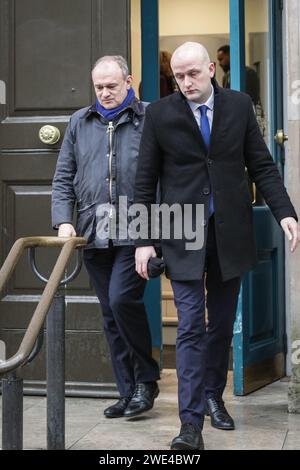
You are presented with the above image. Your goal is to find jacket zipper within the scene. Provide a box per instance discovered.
[107,121,114,235]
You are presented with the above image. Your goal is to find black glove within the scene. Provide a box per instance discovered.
[147,257,165,278]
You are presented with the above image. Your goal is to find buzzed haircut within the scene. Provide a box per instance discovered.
[217,45,230,55]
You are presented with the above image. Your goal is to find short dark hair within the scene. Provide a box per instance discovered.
[217,45,230,55]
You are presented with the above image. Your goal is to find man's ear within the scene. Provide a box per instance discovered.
[209,62,215,78]
[126,75,133,89]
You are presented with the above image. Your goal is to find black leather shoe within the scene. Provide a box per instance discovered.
[123,382,159,417]
[104,397,130,418]
[206,397,235,430]
[170,424,204,450]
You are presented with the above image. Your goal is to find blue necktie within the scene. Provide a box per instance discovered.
[199,105,214,216]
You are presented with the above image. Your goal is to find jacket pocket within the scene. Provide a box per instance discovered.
[77,201,97,213]
[76,204,96,242]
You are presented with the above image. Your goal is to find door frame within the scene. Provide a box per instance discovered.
[138,0,286,382]
[140,0,163,367]
[231,0,286,395]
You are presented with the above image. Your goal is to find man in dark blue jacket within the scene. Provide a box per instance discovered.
[52,56,160,419]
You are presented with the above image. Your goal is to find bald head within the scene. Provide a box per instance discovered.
[171,42,211,69]
[170,42,215,104]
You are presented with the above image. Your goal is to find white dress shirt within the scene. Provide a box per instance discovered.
[187,84,214,132]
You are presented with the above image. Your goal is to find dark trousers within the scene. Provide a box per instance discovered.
[84,244,160,399]
[171,218,241,430]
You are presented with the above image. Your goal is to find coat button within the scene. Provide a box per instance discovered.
[203,187,210,195]
[202,219,207,227]
[106,178,109,182]
[207,159,213,166]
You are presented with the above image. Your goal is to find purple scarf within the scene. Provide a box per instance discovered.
[96,88,135,121]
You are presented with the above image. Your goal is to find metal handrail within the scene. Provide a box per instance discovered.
[0,236,86,376]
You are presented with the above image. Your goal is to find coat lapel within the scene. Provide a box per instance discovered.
[174,85,227,156]
[210,86,226,153]
[175,93,209,154]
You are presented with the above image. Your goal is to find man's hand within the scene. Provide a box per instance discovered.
[280,217,300,252]
[58,223,76,237]
[135,246,157,280]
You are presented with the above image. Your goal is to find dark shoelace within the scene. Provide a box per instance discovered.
[131,384,145,400]
[208,397,226,413]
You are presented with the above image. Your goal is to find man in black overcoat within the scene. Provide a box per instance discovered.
[134,42,299,450]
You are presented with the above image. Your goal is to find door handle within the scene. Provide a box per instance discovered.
[274,129,288,146]
[39,125,60,145]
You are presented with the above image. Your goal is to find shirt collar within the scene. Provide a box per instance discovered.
[188,84,214,113]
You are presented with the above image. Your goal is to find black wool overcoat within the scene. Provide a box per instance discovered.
[134,84,297,281]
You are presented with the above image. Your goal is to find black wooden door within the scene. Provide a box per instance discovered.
[0,0,130,396]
